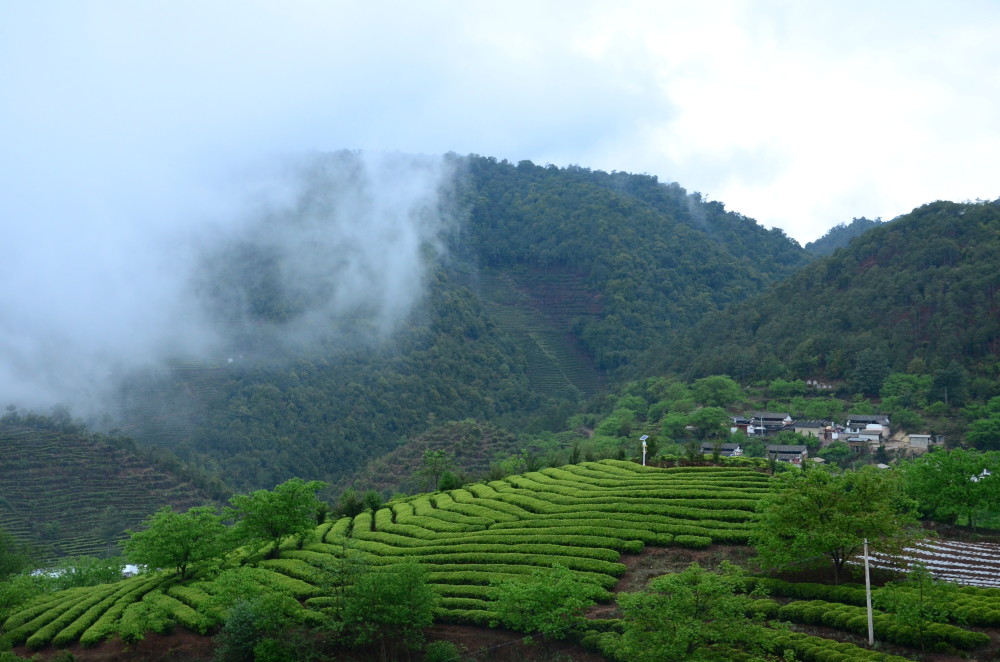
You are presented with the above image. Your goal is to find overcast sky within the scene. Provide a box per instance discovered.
[2,1,998,411]
[4,1,998,245]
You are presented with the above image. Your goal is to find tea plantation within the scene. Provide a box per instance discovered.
[3,460,999,661]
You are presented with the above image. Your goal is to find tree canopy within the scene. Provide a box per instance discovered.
[341,561,438,661]
[615,562,768,661]
[226,478,326,557]
[123,505,228,580]
[751,466,920,582]
[490,564,597,650]
[900,448,1000,529]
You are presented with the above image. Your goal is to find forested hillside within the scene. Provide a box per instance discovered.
[459,156,810,371]
[661,199,1000,397]
[105,153,809,492]
[803,216,885,256]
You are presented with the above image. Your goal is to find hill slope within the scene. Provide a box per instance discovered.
[0,414,223,561]
[106,152,809,491]
[804,216,886,256]
[663,199,1000,391]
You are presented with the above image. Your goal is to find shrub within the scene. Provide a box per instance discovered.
[424,640,463,662]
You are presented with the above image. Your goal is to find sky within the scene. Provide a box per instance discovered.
[1,0,998,411]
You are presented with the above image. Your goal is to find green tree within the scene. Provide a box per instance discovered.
[418,448,455,491]
[437,470,463,491]
[123,506,228,580]
[686,406,730,440]
[362,490,383,531]
[751,466,920,583]
[817,440,853,468]
[490,564,596,655]
[873,562,960,652]
[744,436,767,458]
[615,562,767,662]
[335,489,365,518]
[659,412,690,442]
[0,526,33,580]
[881,372,933,410]
[209,567,305,662]
[900,448,1000,529]
[847,347,891,397]
[342,561,438,662]
[691,375,743,407]
[227,478,327,558]
[769,378,808,398]
[965,414,1000,451]
[50,555,126,588]
[932,359,969,406]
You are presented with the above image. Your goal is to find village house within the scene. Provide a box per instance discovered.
[844,414,890,435]
[792,420,833,445]
[699,442,808,464]
[748,412,793,436]
[843,414,890,454]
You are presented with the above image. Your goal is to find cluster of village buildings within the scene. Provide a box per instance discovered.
[698,412,940,464]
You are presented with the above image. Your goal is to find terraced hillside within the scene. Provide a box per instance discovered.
[0,422,217,562]
[114,360,226,449]
[6,460,998,661]
[2,461,767,652]
[477,267,606,399]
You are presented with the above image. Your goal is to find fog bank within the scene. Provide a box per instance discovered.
[0,151,454,416]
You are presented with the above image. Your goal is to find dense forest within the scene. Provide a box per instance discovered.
[662,200,1000,394]
[803,216,885,256]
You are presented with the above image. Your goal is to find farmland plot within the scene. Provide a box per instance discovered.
[2,460,771,649]
[864,538,1000,588]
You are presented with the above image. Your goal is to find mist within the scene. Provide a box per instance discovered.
[0,150,455,417]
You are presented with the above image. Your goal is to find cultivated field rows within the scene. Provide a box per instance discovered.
[5,459,1000,661]
[1,460,769,650]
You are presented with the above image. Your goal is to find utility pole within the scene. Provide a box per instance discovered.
[864,538,874,646]
[640,435,648,466]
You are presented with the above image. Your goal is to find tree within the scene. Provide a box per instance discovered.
[341,561,438,662]
[686,406,730,440]
[874,562,960,652]
[751,466,920,583]
[362,489,383,531]
[900,448,1000,530]
[744,436,767,458]
[209,567,305,662]
[50,555,126,588]
[932,360,969,406]
[847,347,891,397]
[490,564,596,655]
[437,470,463,491]
[881,372,932,410]
[817,440,853,468]
[615,562,768,661]
[227,478,327,558]
[335,489,365,518]
[691,375,743,407]
[418,448,455,491]
[123,505,228,580]
[0,525,33,580]
[965,414,1000,451]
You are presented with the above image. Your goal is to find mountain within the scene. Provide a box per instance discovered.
[105,153,810,492]
[804,216,885,256]
[661,199,1000,397]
